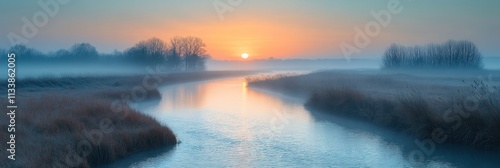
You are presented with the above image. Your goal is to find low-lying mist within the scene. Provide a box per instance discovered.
[0,62,148,79]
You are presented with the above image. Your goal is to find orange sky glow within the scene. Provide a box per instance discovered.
[2,0,500,60]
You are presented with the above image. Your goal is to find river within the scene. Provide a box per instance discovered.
[113,75,497,168]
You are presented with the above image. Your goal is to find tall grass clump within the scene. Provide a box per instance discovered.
[245,73,316,96]
[305,81,500,150]
[305,85,500,150]
[247,70,500,151]
[245,73,302,83]
[0,93,177,168]
[383,40,483,69]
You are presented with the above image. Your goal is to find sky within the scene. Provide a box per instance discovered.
[1,0,499,60]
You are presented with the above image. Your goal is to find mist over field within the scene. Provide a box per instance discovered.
[1,0,500,167]
[1,57,498,79]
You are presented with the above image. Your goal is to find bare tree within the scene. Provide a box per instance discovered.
[70,43,99,60]
[139,37,168,59]
[8,44,44,61]
[169,36,208,71]
[125,37,169,63]
[168,36,185,70]
[383,40,482,69]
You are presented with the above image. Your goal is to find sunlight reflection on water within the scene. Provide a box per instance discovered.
[129,77,455,168]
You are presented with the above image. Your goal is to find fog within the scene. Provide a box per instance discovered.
[0,56,497,79]
[207,57,499,71]
[0,62,149,79]
[207,58,381,71]
[483,57,500,70]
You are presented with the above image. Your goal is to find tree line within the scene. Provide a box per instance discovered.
[383,40,482,69]
[0,36,209,71]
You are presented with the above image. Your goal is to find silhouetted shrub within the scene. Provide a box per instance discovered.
[7,44,46,61]
[70,43,99,60]
[383,40,483,69]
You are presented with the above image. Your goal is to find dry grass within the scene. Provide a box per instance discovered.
[0,91,176,168]
[247,70,500,151]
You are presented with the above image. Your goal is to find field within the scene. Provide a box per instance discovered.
[0,71,259,168]
[247,70,500,150]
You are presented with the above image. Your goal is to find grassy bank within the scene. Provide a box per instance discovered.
[247,70,500,150]
[0,71,259,167]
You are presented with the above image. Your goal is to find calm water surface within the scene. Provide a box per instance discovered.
[124,76,495,168]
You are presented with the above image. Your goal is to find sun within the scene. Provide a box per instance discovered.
[241,53,249,59]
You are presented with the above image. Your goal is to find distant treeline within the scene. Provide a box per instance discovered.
[0,36,209,71]
[383,40,482,69]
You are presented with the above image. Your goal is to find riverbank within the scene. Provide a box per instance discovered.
[246,70,500,151]
[0,71,260,167]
